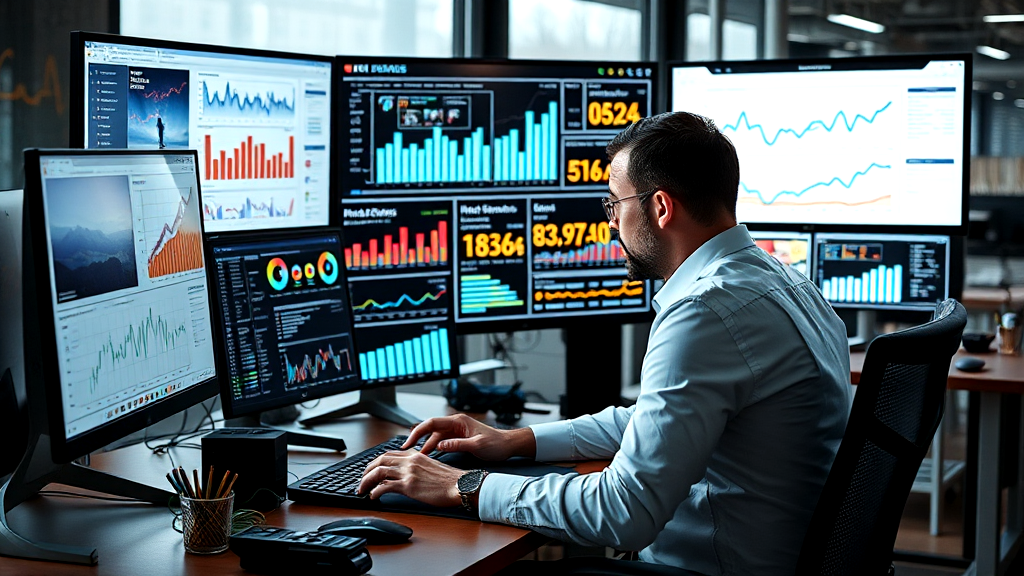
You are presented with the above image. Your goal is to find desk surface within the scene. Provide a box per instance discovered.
[961,286,1024,312]
[0,393,575,576]
[850,348,1024,393]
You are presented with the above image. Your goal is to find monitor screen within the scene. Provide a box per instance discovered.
[338,58,656,331]
[208,232,360,418]
[670,55,969,234]
[36,152,216,441]
[749,231,813,278]
[813,233,950,311]
[75,33,332,233]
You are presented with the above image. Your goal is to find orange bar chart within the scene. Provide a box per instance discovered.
[344,220,449,270]
[204,134,293,181]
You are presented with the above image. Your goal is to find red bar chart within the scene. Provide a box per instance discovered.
[345,220,448,270]
[204,134,294,181]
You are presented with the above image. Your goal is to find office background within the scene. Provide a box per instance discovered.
[0,0,1020,443]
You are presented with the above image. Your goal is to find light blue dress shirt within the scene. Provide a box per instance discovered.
[478,225,852,576]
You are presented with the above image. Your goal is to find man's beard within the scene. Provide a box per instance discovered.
[617,207,666,281]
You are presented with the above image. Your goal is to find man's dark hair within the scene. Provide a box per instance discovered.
[606,111,739,226]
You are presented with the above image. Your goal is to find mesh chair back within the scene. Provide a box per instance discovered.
[795,299,967,576]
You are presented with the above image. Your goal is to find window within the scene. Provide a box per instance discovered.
[509,0,642,61]
[121,0,453,57]
[687,13,759,61]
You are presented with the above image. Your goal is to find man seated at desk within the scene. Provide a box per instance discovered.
[359,111,853,576]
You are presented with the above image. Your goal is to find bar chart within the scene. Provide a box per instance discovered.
[533,240,624,269]
[204,133,294,181]
[345,220,449,270]
[460,274,525,314]
[822,264,903,304]
[494,101,559,182]
[358,325,452,381]
[375,127,491,184]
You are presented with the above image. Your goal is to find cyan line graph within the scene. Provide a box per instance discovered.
[353,289,447,311]
[723,101,892,146]
[741,162,892,206]
[88,307,189,395]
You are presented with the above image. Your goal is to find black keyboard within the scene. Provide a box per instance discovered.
[287,435,437,508]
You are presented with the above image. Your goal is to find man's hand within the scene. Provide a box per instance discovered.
[358,449,463,507]
[402,414,536,461]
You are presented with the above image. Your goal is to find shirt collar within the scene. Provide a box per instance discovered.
[652,224,755,313]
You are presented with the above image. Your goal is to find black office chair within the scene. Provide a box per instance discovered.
[794,298,967,575]
[513,299,967,576]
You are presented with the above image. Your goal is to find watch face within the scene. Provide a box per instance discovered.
[458,469,487,493]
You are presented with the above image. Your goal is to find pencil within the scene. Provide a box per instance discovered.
[221,473,238,499]
[206,466,214,499]
[179,467,195,498]
[215,470,231,499]
[193,469,203,500]
[171,468,189,498]
[166,472,182,496]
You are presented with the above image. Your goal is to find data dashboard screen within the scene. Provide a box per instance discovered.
[814,233,949,311]
[78,35,332,233]
[38,153,216,440]
[671,56,968,232]
[339,59,656,329]
[209,233,359,417]
[749,231,813,278]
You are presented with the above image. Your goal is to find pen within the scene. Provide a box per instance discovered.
[166,472,182,496]
[178,467,195,498]
[206,466,214,499]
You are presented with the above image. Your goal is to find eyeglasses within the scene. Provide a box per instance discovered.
[601,189,656,221]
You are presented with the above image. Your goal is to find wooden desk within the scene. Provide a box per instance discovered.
[961,287,1024,314]
[853,349,1024,576]
[0,392,565,576]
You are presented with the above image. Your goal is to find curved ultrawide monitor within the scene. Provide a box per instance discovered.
[72,32,334,234]
[24,149,219,463]
[670,54,970,235]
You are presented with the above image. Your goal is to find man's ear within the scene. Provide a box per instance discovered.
[653,190,674,229]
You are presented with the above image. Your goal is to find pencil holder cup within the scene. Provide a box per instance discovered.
[998,325,1023,356]
[179,492,234,554]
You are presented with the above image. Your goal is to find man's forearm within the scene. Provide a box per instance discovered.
[506,426,537,459]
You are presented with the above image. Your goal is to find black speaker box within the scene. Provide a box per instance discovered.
[202,428,287,510]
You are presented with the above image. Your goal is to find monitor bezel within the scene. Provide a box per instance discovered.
[70,30,340,230]
[666,52,972,237]
[335,54,660,334]
[812,232,952,312]
[203,227,365,420]
[23,148,221,464]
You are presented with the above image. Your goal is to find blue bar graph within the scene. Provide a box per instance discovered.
[358,327,452,380]
[375,127,491,185]
[822,264,903,304]
[460,274,524,314]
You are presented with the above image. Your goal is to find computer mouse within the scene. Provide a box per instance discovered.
[317,517,413,545]
[955,357,986,372]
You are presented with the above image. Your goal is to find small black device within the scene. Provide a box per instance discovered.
[954,357,986,372]
[444,378,528,424]
[317,518,413,544]
[230,526,372,575]
[288,435,433,507]
[202,428,288,509]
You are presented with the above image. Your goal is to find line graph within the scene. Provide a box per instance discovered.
[143,81,188,103]
[144,186,204,278]
[722,102,892,146]
[283,343,354,387]
[353,288,447,312]
[534,279,644,302]
[200,79,295,121]
[63,299,192,406]
[0,48,64,114]
[739,162,892,206]
[350,276,449,322]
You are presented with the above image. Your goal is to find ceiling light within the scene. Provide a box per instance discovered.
[1015,99,1024,108]
[977,45,1011,60]
[993,92,1005,100]
[787,33,811,43]
[984,14,1024,23]
[827,14,886,34]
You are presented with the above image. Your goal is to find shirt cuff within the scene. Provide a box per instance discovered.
[529,421,574,462]
[478,472,528,524]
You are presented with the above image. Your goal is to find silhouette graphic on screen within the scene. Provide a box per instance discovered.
[156,116,165,149]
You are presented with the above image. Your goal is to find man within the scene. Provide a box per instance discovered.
[359,111,852,576]
[156,116,166,149]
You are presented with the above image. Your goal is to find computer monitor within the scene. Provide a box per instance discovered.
[1,149,218,564]
[669,54,971,235]
[749,230,813,278]
[206,231,359,419]
[71,32,333,234]
[813,233,950,312]
[337,57,657,334]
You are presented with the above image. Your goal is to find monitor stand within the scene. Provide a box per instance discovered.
[562,324,623,418]
[0,429,174,565]
[298,386,420,428]
[224,406,347,451]
[847,310,878,350]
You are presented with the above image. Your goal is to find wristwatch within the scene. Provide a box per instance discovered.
[457,469,489,512]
